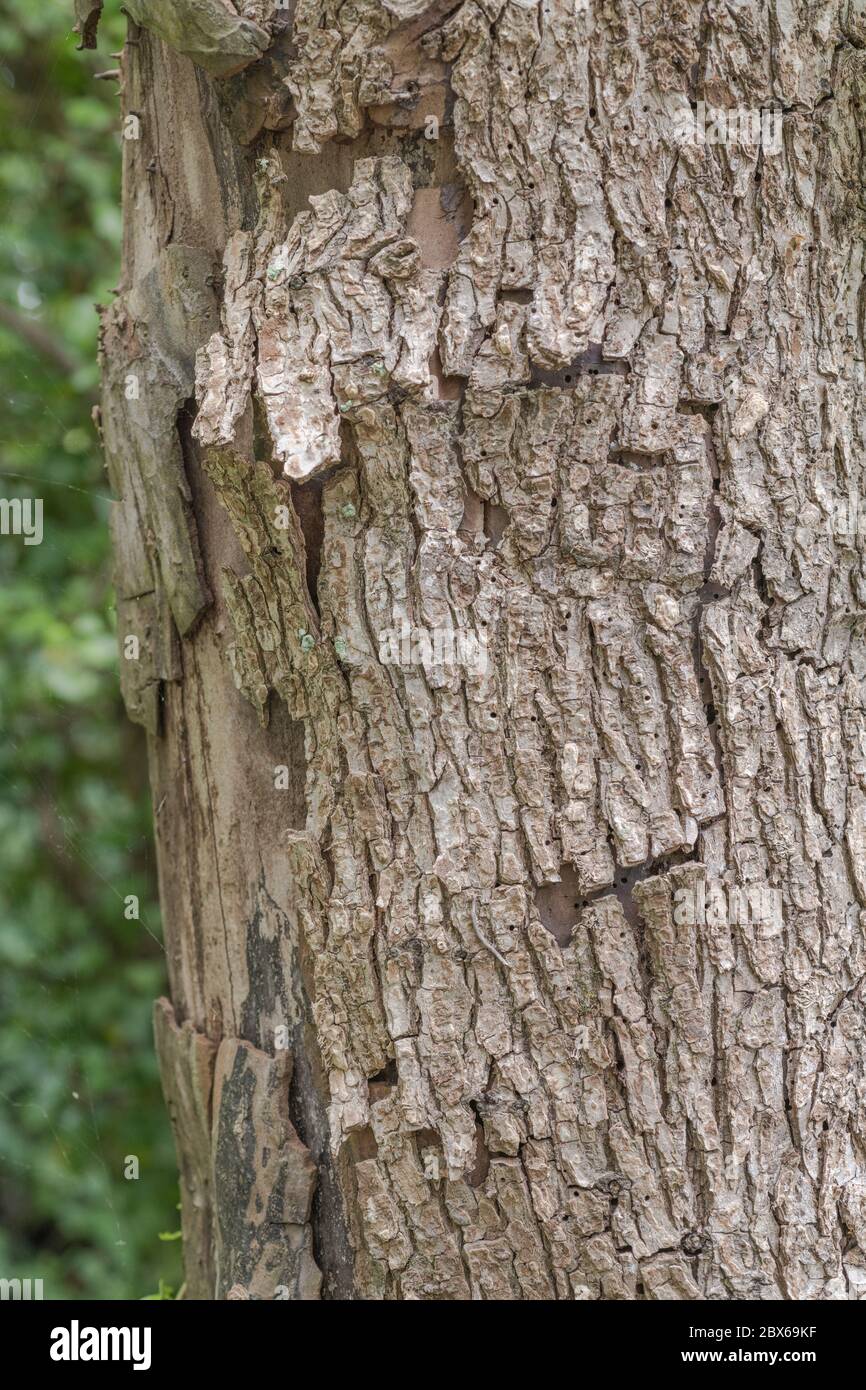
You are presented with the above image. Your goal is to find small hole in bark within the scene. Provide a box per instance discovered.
[368,1059,398,1087]
[822,1120,829,1131]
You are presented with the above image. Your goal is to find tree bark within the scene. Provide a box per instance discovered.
[94,0,866,1300]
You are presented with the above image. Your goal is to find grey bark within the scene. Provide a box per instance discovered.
[91,0,866,1300]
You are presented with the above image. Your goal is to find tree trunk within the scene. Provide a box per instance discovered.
[88,0,866,1300]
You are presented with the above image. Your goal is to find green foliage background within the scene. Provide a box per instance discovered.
[0,0,181,1298]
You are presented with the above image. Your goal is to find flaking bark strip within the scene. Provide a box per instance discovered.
[73,0,103,49]
[112,592,177,735]
[211,1036,321,1299]
[122,1,273,77]
[153,999,218,1300]
[100,244,217,726]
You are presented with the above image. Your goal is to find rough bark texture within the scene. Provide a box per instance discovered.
[95,0,866,1300]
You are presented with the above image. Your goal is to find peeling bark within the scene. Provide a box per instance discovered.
[73,0,103,50]
[122,1,274,77]
[95,0,866,1299]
